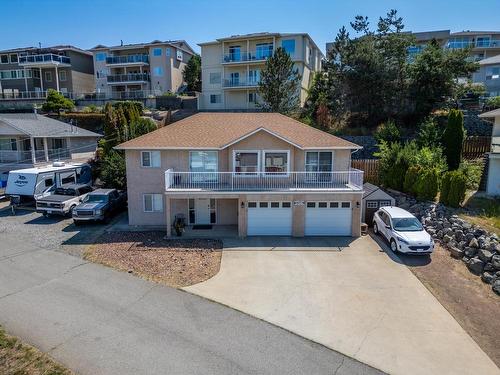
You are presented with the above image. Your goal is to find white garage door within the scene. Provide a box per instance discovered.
[247,201,292,236]
[305,201,352,236]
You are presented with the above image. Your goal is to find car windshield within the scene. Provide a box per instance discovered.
[83,194,107,203]
[54,188,76,196]
[392,217,423,232]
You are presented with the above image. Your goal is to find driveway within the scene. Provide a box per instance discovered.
[0,210,382,375]
[185,235,500,375]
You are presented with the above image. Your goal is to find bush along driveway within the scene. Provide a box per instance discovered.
[394,192,500,295]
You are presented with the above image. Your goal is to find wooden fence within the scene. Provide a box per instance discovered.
[462,136,491,160]
[352,159,380,185]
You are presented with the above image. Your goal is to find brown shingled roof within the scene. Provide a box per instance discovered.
[115,113,361,150]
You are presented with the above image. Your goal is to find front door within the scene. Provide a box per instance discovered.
[195,198,211,224]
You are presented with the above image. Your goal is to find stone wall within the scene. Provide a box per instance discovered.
[390,190,500,296]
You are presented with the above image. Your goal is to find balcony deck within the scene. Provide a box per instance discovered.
[19,54,71,67]
[165,170,363,193]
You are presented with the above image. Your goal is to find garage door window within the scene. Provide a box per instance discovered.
[271,202,280,208]
[259,202,269,208]
[307,202,316,208]
[367,201,378,208]
[248,202,257,208]
[318,202,328,208]
[341,202,351,208]
[282,202,291,208]
[330,202,339,208]
[379,201,391,207]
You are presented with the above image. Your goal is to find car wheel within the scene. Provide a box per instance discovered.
[67,205,76,217]
[74,220,81,226]
[373,222,379,235]
[390,239,398,253]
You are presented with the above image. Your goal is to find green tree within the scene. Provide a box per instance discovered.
[416,117,443,148]
[258,47,301,114]
[183,54,201,92]
[442,109,465,170]
[374,120,401,144]
[41,89,75,113]
[100,150,126,189]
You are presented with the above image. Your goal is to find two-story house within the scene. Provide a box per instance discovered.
[479,108,500,196]
[116,113,363,237]
[0,45,95,99]
[198,33,324,111]
[90,40,195,100]
[473,55,500,97]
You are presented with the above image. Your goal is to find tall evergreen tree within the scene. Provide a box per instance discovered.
[183,54,202,92]
[258,47,301,114]
[442,109,465,170]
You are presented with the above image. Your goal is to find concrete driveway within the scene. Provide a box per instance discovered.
[0,210,382,375]
[185,235,500,375]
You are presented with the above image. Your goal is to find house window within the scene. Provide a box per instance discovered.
[234,151,259,175]
[153,48,162,56]
[281,39,295,55]
[45,71,52,82]
[209,72,221,84]
[166,48,171,57]
[176,49,183,61]
[305,151,333,172]
[59,70,67,81]
[486,66,500,80]
[248,70,259,84]
[189,151,217,172]
[263,151,289,175]
[0,55,8,64]
[248,92,256,103]
[367,201,378,209]
[210,94,221,104]
[256,43,273,59]
[95,52,106,61]
[153,67,163,76]
[141,151,161,167]
[9,54,18,63]
[0,138,17,151]
[143,194,163,212]
[379,201,391,207]
[229,72,239,86]
[228,46,241,62]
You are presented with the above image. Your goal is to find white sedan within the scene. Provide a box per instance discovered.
[373,206,434,254]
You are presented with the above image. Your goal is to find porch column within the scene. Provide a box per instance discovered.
[165,196,171,237]
[24,68,28,93]
[43,137,49,162]
[30,137,36,164]
[39,68,43,92]
[237,196,247,238]
[55,66,60,92]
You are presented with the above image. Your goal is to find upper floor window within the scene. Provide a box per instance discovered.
[209,72,221,84]
[264,151,289,175]
[59,70,67,81]
[256,43,273,59]
[228,46,241,62]
[95,52,106,62]
[141,151,161,167]
[189,151,217,172]
[45,71,52,82]
[153,48,162,56]
[234,151,259,175]
[486,66,500,80]
[305,151,333,173]
[153,66,163,76]
[0,55,8,64]
[9,54,18,63]
[282,39,295,55]
[166,48,171,57]
[176,50,183,61]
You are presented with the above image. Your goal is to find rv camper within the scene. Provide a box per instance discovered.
[6,162,92,203]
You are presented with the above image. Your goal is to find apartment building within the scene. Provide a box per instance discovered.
[0,45,94,99]
[198,32,324,111]
[90,40,195,100]
[473,55,500,97]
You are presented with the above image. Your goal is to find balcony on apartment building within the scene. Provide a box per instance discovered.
[18,54,71,67]
[223,76,260,89]
[106,73,150,84]
[222,48,274,64]
[165,170,364,193]
[105,54,149,66]
[447,38,500,49]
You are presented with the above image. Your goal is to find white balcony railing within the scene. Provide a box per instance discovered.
[222,49,273,63]
[165,170,363,192]
[223,78,259,88]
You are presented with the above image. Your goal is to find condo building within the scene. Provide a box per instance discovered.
[90,40,195,100]
[198,32,324,111]
[0,45,94,99]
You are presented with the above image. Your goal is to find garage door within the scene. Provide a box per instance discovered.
[305,201,352,236]
[247,201,292,236]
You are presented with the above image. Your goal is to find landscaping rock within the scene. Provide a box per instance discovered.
[443,235,453,243]
[464,247,477,257]
[469,238,479,248]
[484,263,495,272]
[467,258,485,275]
[482,272,495,284]
[478,249,494,263]
[491,255,500,270]
[493,280,500,296]
[449,247,464,259]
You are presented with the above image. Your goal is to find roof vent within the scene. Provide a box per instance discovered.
[53,161,65,167]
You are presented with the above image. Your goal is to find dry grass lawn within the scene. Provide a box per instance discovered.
[85,232,223,287]
[0,325,72,375]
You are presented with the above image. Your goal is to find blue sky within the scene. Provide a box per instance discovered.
[2,0,500,54]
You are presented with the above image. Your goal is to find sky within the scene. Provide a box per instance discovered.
[2,0,500,54]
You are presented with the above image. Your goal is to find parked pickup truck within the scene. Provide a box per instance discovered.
[72,188,127,225]
[36,184,93,216]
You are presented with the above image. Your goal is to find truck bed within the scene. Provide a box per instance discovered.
[37,194,75,203]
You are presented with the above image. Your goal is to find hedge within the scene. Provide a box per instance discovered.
[440,170,467,207]
[403,165,421,195]
[414,168,439,201]
[55,113,104,134]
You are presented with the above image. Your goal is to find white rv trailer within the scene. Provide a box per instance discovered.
[6,162,92,202]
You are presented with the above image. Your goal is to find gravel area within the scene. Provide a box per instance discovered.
[85,232,223,287]
[401,244,500,367]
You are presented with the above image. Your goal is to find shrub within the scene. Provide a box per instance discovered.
[413,146,448,174]
[113,101,144,115]
[414,168,439,201]
[57,113,104,133]
[416,117,444,148]
[440,170,467,207]
[376,141,418,190]
[442,109,465,170]
[41,89,75,113]
[100,150,126,189]
[458,159,483,190]
[403,165,421,195]
[485,96,500,110]
[375,120,400,144]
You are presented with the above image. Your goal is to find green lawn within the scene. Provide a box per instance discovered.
[0,325,72,375]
